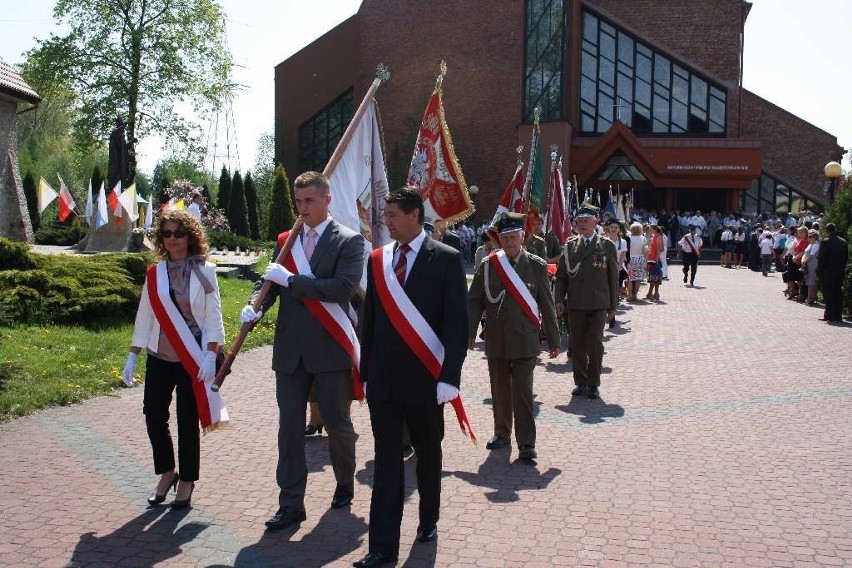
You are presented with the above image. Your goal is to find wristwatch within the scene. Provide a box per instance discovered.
[287,275,295,287]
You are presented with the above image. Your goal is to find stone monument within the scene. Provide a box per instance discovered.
[84,116,135,252]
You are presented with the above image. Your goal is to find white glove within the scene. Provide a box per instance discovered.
[264,263,294,287]
[198,351,216,383]
[240,305,263,323]
[436,381,459,404]
[122,352,138,387]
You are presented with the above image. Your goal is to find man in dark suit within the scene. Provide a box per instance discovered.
[353,187,468,567]
[241,170,364,530]
[817,222,848,323]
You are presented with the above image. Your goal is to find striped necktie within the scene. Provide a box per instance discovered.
[395,243,411,286]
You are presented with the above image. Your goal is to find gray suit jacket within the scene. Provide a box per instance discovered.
[252,219,365,374]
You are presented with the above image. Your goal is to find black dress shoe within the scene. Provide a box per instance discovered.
[588,386,600,399]
[170,481,194,510]
[571,385,587,396]
[147,471,179,506]
[416,525,438,542]
[304,423,324,436]
[518,445,537,461]
[485,435,510,450]
[265,508,307,531]
[353,551,398,567]
[331,485,354,509]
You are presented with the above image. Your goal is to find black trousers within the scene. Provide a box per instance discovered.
[367,399,444,556]
[682,253,698,283]
[143,355,200,481]
[822,277,845,322]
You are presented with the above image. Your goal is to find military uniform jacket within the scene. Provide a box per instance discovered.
[525,234,547,259]
[554,233,619,311]
[468,249,560,360]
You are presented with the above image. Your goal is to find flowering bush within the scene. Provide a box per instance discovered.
[162,179,231,232]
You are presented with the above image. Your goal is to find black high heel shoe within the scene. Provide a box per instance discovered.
[148,472,179,506]
[170,481,195,510]
[304,423,324,436]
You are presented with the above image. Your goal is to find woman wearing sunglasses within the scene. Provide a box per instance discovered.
[121,209,225,509]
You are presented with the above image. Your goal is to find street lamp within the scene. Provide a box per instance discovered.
[824,161,842,204]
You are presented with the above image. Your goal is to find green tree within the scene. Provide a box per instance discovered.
[228,170,249,237]
[267,164,295,240]
[217,166,231,212]
[22,172,39,231]
[252,129,275,234]
[244,171,260,240]
[26,0,232,181]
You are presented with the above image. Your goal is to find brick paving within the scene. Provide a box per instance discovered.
[1,265,851,567]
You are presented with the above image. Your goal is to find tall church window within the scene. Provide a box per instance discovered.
[524,0,566,122]
[580,10,727,136]
[298,89,353,173]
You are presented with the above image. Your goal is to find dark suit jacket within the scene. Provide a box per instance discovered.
[441,231,463,252]
[252,219,365,374]
[360,237,468,404]
[817,235,848,281]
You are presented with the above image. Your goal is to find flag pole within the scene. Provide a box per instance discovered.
[522,106,541,220]
[544,144,558,233]
[213,63,391,392]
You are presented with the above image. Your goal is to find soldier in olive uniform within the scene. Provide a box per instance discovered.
[468,212,560,461]
[554,204,619,399]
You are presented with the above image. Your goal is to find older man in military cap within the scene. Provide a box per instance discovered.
[468,212,560,461]
[554,203,619,399]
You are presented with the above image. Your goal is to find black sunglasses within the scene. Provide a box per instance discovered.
[159,229,188,239]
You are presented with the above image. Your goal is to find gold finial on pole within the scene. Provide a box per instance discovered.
[436,60,448,90]
[376,63,390,82]
[515,145,524,166]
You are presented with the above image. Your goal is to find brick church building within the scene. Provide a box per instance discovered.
[274,0,845,220]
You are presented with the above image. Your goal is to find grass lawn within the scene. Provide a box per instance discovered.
[0,275,278,422]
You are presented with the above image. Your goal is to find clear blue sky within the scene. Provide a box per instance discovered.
[1,0,849,176]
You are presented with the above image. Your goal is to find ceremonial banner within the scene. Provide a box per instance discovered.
[493,160,525,222]
[547,165,569,243]
[407,62,473,225]
[108,182,123,226]
[328,97,391,249]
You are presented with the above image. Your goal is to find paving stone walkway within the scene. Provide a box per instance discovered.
[1,266,850,567]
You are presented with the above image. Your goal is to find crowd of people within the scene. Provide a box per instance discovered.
[119,177,846,567]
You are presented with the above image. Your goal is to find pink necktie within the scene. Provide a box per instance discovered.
[304,228,318,260]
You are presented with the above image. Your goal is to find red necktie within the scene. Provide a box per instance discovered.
[395,243,410,286]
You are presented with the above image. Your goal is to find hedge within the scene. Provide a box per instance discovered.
[0,238,152,328]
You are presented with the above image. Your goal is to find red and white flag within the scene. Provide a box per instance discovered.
[407,63,473,225]
[493,161,525,222]
[109,182,123,226]
[547,165,569,243]
[57,175,77,222]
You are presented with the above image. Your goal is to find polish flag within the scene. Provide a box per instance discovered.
[57,175,77,222]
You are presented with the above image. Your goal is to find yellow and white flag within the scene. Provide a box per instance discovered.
[37,177,59,214]
[117,183,139,222]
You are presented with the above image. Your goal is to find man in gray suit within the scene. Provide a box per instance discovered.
[241,171,364,530]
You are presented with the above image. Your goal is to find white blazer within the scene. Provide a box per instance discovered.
[131,262,225,353]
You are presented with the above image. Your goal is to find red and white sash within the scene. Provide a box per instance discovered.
[278,231,364,400]
[370,243,476,443]
[487,250,541,329]
[146,263,229,432]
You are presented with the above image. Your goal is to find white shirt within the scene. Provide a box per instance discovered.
[721,229,733,241]
[759,238,774,255]
[302,215,332,245]
[679,233,702,253]
[393,229,427,282]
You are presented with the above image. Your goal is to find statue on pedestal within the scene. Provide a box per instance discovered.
[108,116,130,192]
